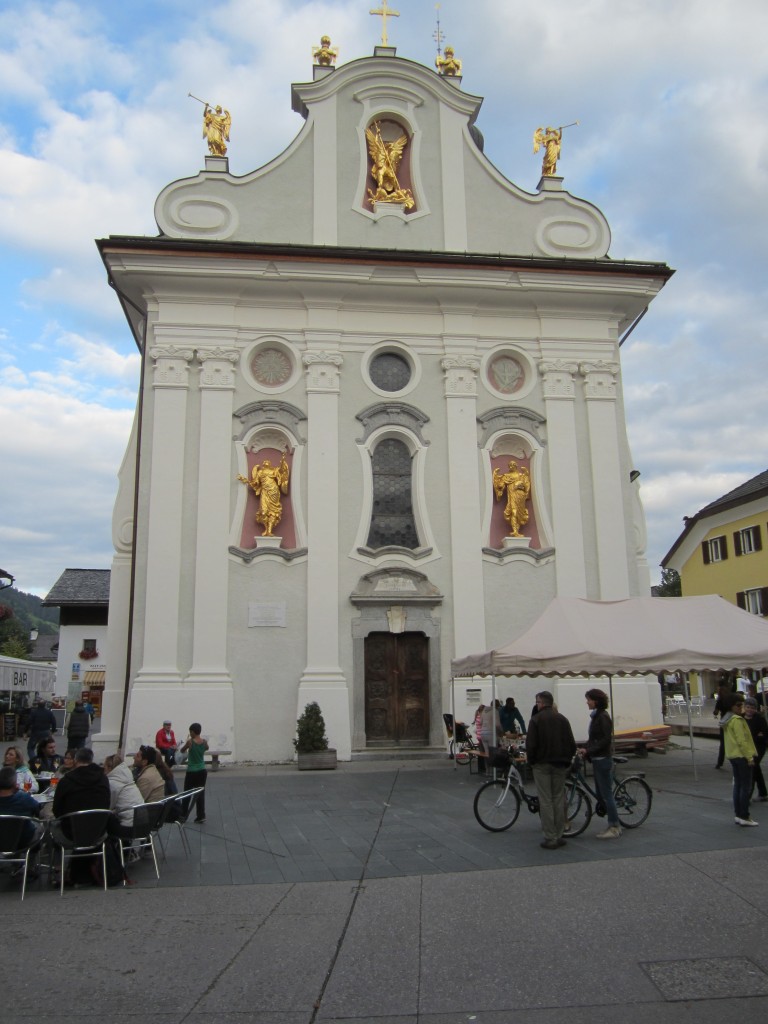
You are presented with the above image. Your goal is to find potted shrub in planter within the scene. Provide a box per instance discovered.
[294,702,337,770]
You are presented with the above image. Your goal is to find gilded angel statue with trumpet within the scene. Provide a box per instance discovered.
[365,121,414,209]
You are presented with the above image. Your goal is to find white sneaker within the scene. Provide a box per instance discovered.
[596,825,621,840]
[738,817,759,827]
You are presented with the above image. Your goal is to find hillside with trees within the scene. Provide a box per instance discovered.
[0,587,59,658]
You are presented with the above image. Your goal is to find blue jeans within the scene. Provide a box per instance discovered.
[730,757,752,820]
[592,757,620,827]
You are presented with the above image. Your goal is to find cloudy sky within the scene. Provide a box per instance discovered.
[1,0,766,596]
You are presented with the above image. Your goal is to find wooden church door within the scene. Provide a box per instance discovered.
[364,633,430,746]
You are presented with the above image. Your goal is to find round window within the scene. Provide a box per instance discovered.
[369,352,412,392]
[487,354,525,395]
[250,347,293,388]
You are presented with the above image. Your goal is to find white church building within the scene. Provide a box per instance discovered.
[95,45,672,762]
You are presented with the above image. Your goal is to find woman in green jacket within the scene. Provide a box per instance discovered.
[723,695,758,826]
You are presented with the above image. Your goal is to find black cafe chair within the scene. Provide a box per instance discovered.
[165,787,205,857]
[49,809,112,895]
[118,800,166,882]
[0,815,45,901]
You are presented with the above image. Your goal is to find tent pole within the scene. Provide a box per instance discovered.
[683,675,697,782]
[491,673,497,781]
[451,675,457,772]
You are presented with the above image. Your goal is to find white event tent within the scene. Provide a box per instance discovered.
[451,595,768,778]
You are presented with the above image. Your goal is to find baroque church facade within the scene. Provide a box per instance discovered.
[95,46,672,761]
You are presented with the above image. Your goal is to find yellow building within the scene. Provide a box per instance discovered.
[662,470,768,697]
[663,469,768,613]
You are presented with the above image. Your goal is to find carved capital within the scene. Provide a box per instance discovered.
[441,356,480,397]
[149,345,194,388]
[580,360,619,400]
[538,360,578,400]
[303,351,343,393]
[198,347,239,389]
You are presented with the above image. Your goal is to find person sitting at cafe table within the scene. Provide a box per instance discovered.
[58,750,76,776]
[132,745,165,803]
[3,746,39,794]
[29,736,64,779]
[52,747,111,823]
[0,766,42,846]
[103,754,144,840]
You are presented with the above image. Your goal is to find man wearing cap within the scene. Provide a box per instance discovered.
[155,720,178,766]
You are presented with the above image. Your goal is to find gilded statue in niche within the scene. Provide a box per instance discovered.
[237,450,290,537]
[493,461,531,538]
[365,120,414,209]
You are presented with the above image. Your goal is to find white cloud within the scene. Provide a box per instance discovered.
[0,0,767,593]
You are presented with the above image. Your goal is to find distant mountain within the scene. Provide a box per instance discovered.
[0,587,59,636]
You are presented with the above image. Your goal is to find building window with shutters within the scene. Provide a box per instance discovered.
[702,536,728,564]
[737,588,768,615]
[734,525,762,556]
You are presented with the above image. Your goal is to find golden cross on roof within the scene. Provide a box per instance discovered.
[370,0,400,46]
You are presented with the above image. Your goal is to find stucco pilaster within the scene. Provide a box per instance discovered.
[186,347,239,687]
[538,360,587,596]
[580,360,630,598]
[441,356,486,656]
[298,351,350,757]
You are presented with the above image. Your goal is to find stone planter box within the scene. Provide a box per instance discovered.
[297,748,338,771]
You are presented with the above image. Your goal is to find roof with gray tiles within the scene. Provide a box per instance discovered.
[42,568,111,607]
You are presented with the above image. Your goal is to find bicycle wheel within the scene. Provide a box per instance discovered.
[473,779,521,832]
[564,780,592,837]
[614,776,652,828]
[455,744,471,767]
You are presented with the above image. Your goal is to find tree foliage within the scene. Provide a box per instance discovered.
[657,568,682,597]
[0,635,30,660]
[293,702,329,753]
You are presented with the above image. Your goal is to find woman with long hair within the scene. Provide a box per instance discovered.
[577,688,621,840]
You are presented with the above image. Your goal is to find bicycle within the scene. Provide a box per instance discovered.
[473,750,651,834]
[473,748,592,835]
[565,754,652,831]
[444,714,480,766]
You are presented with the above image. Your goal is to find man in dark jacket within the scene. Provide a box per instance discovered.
[526,691,576,850]
[51,748,112,884]
[52,748,111,823]
[26,701,57,760]
[66,701,91,751]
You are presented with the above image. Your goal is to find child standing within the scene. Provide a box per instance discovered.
[181,722,209,824]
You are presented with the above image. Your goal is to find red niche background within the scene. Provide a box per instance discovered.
[238,448,297,549]
[488,455,541,550]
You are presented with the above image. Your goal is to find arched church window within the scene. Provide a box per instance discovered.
[366,438,419,549]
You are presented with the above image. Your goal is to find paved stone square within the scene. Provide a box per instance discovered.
[3,740,768,1022]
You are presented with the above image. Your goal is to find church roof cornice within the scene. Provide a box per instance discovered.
[98,236,674,281]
